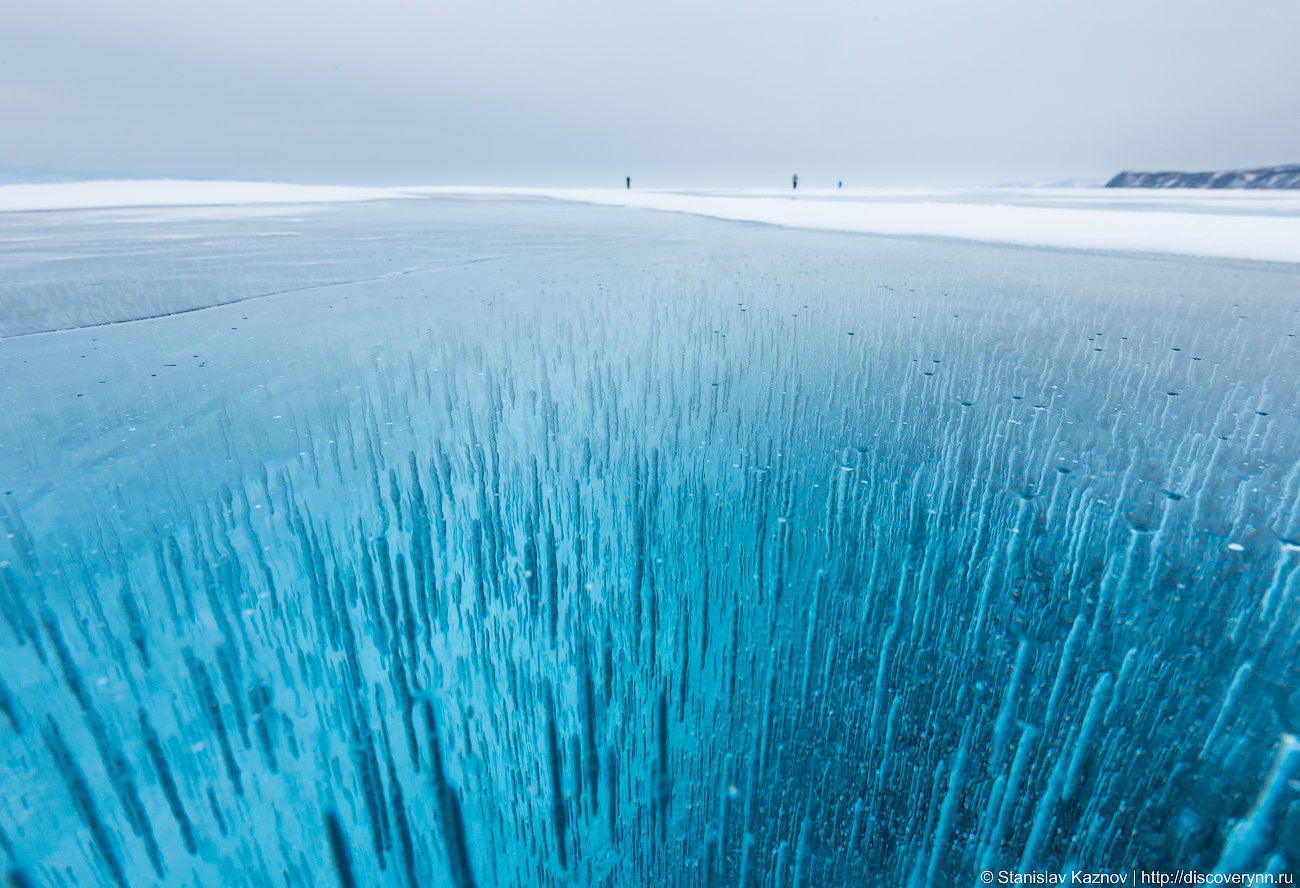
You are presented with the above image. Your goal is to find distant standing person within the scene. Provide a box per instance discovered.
[626,176,631,189]
[793,174,798,189]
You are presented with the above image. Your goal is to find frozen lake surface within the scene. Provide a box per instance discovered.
[2,195,1299,886]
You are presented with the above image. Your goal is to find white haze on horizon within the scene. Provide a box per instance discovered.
[2,0,1298,188]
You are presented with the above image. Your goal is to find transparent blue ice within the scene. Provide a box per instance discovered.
[1,196,1298,886]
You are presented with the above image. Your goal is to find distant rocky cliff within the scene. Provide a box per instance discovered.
[1106,164,1300,189]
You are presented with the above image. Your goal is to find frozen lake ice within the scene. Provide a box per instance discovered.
[1,194,1299,886]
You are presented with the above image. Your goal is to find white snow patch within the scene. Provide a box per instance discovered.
[0,179,400,212]
[453,187,1300,264]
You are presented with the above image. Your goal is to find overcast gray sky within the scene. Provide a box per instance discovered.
[3,0,1297,187]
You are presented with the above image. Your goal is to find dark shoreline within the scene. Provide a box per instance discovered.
[1107,164,1300,189]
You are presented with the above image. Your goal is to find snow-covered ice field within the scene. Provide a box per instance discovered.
[1,188,1299,887]
[3,179,1300,271]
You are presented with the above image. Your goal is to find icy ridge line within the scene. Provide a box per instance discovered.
[3,179,1300,263]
